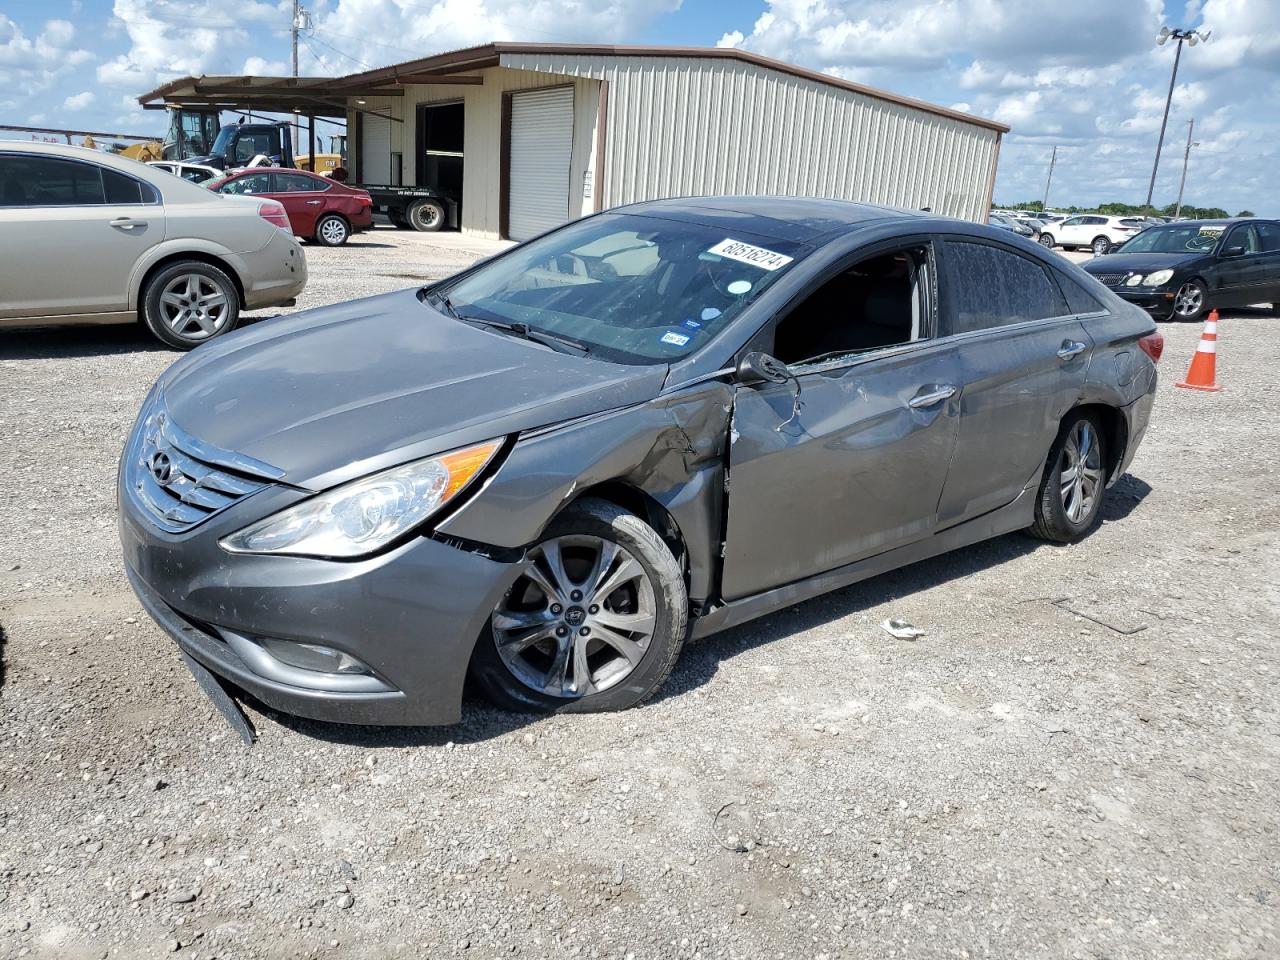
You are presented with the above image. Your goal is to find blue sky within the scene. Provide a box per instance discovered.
[2,0,1276,215]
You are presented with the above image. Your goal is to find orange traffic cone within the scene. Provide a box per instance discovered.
[1176,309,1222,392]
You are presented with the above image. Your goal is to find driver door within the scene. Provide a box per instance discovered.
[720,240,962,601]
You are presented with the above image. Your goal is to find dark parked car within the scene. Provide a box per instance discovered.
[210,168,374,246]
[1082,218,1280,321]
[988,212,1039,240]
[119,198,1161,729]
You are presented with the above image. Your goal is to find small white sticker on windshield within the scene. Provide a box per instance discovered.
[727,280,752,295]
[1198,225,1225,235]
[707,238,794,271]
[660,330,691,347]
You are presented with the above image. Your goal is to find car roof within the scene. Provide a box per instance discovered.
[617,195,927,243]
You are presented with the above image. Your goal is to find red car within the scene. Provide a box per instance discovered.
[209,168,373,246]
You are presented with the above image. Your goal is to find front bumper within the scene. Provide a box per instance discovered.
[1107,288,1177,320]
[119,466,518,726]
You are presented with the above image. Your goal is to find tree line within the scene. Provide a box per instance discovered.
[996,199,1255,219]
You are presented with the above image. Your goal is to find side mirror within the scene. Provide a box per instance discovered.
[736,351,791,386]
[1220,244,1246,258]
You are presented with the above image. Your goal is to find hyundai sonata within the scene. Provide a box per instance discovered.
[120,197,1161,728]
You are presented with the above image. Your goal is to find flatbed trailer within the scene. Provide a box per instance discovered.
[358,185,459,232]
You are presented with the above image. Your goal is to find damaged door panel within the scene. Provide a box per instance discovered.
[721,344,962,602]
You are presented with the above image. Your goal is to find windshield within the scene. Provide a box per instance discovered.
[210,125,236,159]
[1116,224,1222,254]
[435,213,808,364]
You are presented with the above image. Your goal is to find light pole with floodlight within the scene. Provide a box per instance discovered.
[1145,26,1210,211]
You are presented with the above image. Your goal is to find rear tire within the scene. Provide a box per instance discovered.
[471,498,687,715]
[140,260,240,350]
[1039,234,1055,249]
[314,214,350,246]
[389,209,411,230]
[1092,236,1111,256]
[406,199,445,232]
[1028,411,1108,543]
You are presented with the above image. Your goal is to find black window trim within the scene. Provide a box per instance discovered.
[934,234,1088,342]
[0,151,160,208]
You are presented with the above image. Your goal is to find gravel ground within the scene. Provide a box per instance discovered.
[1,227,1278,960]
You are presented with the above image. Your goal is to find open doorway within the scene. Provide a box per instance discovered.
[416,101,464,197]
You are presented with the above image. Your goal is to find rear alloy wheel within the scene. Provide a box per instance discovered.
[141,261,239,350]
[471,498,687,714]
[1092,236,1111,256]
[406,199,445,232]
[1173,280,1207,322]
[1028,412,1108,543]
[1039,233,1055,249]
[315,214,350,246]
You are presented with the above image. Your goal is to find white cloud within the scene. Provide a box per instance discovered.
[62,91,95,111]
[0,16,94,95]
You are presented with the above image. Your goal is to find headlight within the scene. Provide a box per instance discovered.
[1125,273,1144,286]
[220,439,502,558]
[1142,269,1174,287]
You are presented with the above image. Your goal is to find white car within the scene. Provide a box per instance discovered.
[146,160,224,185]
[1038,215,1145,255]
[1,141,307,348]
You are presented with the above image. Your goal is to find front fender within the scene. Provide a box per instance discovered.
[438,383,734,603]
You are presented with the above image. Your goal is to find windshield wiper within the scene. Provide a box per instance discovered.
[458,316,591,356]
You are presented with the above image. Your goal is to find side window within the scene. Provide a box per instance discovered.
[0,155,106,206]
[102,168,152,204]
[772,245,930,366]
[1054,270,1105,315]
[943,240,1069,335]
[1224,225,1260,254]
[1062,217,1081,226]
[1257,222,1280,253]
[219,173,273,196]
[277,173,329,193]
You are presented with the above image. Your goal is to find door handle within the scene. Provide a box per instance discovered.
[110,217,146,229]
[305,200,323,205]
[1057,340,1087,360]
[908,385,957,409]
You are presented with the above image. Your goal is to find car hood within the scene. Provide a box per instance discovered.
[158,288,668,490]
[1083,251,1205,274]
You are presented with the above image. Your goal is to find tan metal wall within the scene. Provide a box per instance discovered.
[499,52,999,223]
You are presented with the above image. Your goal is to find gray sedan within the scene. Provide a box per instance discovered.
[119,198,1161,728]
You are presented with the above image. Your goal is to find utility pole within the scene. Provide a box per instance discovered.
[1146,27,1209,211]
[1174,118,1200,219]
[291,0,301,155]
[1042,145,1057,211]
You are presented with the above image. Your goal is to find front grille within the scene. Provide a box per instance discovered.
[1096,274,1127,286]
[128,406,284,533]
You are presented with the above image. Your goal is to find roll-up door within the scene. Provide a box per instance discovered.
[361,112,390,184]
[507,87,574,241]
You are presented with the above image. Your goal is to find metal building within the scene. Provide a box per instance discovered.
[140,42,1008,241]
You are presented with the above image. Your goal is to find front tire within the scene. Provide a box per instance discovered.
[1028,411,1107,543]
[314,214,350,246]
[140,261,240,350]
[406,199,445,232]
[1173,279,1207,322]
[471,498,687,715]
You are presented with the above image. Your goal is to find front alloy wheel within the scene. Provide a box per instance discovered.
[472,498,687,714]
[1173,280,1206,321]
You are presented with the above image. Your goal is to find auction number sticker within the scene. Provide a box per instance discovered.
[707,238,794,271]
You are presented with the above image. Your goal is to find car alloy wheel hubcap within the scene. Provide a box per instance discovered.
[493,535,656,699]
[321,219,346,243]
[1059,420,1103,524]
[159,274,229,340]
[1094,239,1107,253]
[1175,283,1203,317]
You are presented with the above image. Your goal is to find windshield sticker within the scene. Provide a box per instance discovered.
[660,330,691,347]
[707,238,794,271]
[727,280,752,295]
[700,307,721,322]
[1198,225,1225,235]
[682,318,702,330]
